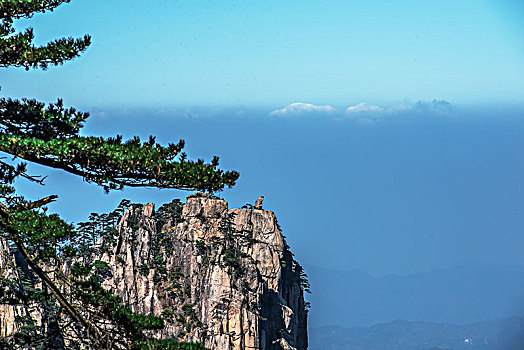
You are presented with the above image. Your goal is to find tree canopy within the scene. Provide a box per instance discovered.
[0,0,239,193]
[0,1,238,348]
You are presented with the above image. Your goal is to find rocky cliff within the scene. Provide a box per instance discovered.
[0,194,309,349]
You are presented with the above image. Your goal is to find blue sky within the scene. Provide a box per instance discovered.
[1,0,523,107]
[2,1,524,277]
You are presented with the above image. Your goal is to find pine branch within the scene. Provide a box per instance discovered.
[1,0,71,20]
[0,98,88,140]
[0,133,239,192]
[0,27,91,70]
[0,159,45,184]
[16,195,57,210]
[0,203,104,344]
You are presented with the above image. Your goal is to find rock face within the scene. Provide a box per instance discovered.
[0,237,22,338]
[0,194,309,349]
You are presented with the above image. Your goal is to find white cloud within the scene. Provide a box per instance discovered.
[345,102,384,115]
[344,100,454,121]
[268,100,454,120]
[269,102,338,116]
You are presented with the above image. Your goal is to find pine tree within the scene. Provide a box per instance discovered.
[0,1,238,348]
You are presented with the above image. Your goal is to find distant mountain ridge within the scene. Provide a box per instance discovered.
[305,263,524,327]
[309,316,524,350]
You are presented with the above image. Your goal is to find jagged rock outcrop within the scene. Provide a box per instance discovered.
[0,194,309,349]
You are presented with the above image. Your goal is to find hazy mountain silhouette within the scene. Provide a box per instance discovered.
[306,262,524,327]
[309,317,524,350]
